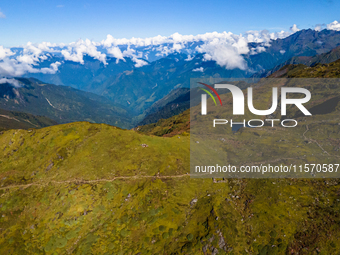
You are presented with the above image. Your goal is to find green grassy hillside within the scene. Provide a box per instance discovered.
[136,109,190,137]
[269,59,340,78]
[1,122,340,255]
[1,58,340,254]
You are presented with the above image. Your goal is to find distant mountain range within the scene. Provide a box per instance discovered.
[253,45,340,78]
[1,28,340,129]
[26,29,340,88]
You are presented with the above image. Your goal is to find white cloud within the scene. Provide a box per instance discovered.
[280,50,286,54]
[101,29,296,70]
[41,61,61,74]
[0,10,5,19]
[101,34,169,48]
[122,46,136,58]
[327,20,340,31]
[14,42,61,66]
[23,41,55,55]
[120,46,148,67]
[192,67,204,72]
[314,24,324,31]
[172,43,183,52]
[144,53,149,60]
[107,46,125,63]
[314,20,340,32]
[16,54,38,65]
[0,78,22,88]
[250,46,266,55]
[0,58,61,76]
[245,29,290,47]
[2,20,340,75]
[185,55,194,61]
[133,58,148,68]
[101,30,288,61]
[61,39,107,65]
[197,40,248,70]
[290,24,300,33]
[0,46,14,60]
[0,41,63,76]
[154,43,184,57]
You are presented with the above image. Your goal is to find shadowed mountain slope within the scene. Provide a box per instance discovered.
[0,78,132,129]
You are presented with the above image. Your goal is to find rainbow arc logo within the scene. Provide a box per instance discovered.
[198,82,222,107]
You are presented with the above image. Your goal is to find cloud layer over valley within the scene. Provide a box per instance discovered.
[1,20,340,77]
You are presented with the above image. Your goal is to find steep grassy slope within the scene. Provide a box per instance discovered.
[0,109,58,131]
[136,109,190,137]
[1,122,340,254]
[1,74,340,254]
[269,59,340,78]
[1,57,340,254]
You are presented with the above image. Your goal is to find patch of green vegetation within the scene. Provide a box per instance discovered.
[0,60,340,253]
[0,121,339,254]
[137,109,190,137]
[269,59,340,78]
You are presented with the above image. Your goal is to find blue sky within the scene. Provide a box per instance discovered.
[0,0,339,47]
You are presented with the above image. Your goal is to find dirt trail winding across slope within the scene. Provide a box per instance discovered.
[1,120,339,193]
[0,174,192,192]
